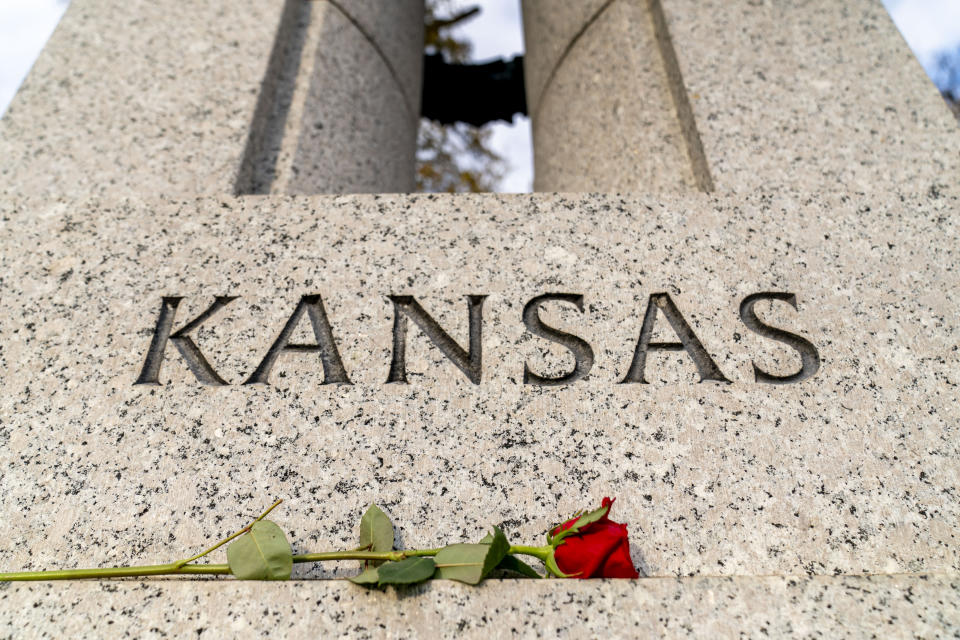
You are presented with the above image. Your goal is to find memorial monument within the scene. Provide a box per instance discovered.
[0,0,958,636]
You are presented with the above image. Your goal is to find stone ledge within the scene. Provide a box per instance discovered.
[1,574,956,638]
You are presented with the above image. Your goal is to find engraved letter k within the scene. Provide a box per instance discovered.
[134,296,237,386]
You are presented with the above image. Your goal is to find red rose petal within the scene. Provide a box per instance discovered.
[552,498,640,579]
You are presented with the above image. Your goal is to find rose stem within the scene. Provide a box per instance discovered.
[0,545,556,581]
[0,499,284,581]
[0,496,557,581]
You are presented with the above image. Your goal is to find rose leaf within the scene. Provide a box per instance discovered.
[550,502,611,545]
[348,566,381,585]
[375,557,436,586]
[226,520,293,580]
[435,527,509,584]
[496,554,542,579]
[359,504,395,566]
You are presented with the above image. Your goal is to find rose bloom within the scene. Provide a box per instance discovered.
[552,497,640,578]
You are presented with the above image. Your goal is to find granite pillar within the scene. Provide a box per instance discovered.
[522,0,960,195]
[238,0,424,194]
[655,0,960,195]
[0,0,424,197]
[521,0,701,193]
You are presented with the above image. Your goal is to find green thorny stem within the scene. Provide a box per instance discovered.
[0,502,560,581]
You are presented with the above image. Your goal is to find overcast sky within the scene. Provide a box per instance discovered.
[0,0,68,116]
[0,0,957,192]
[883,0,960,68]
[439,0,531,192]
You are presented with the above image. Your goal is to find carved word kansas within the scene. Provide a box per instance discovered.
[134,293,820,387]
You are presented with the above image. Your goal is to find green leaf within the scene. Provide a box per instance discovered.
[550,502,611,546]
[376,557,436,586]
[359,504,394,566]
[434,544,489,584]
[434,527,510,584]
[496,554,542,579]
[569,503,609,532]
[348,566,380,585]
[227,520,293,580]
[479,532,541,577]
[483,527,511,575]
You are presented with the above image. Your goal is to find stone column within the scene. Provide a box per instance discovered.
[649,0,960,195]
[522,0,703,193]
[0,0,424,196]
[0,0,288,196]
[239,0,425,194]
[522,0,959,196]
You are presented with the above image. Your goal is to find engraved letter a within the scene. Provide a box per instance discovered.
[134,296,237,386]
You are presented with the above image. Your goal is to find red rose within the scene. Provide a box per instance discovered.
[551,497,640,578]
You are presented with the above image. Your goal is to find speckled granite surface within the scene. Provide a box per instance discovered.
[0,0,424,197]
[0,192,958,634]
[659,0,960,195]
[521,0,611,111]
[1,574,957,639]
[522,0,960,195]
[0,0,287,196]
[275,1,422,195]
[527,0,697,192]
